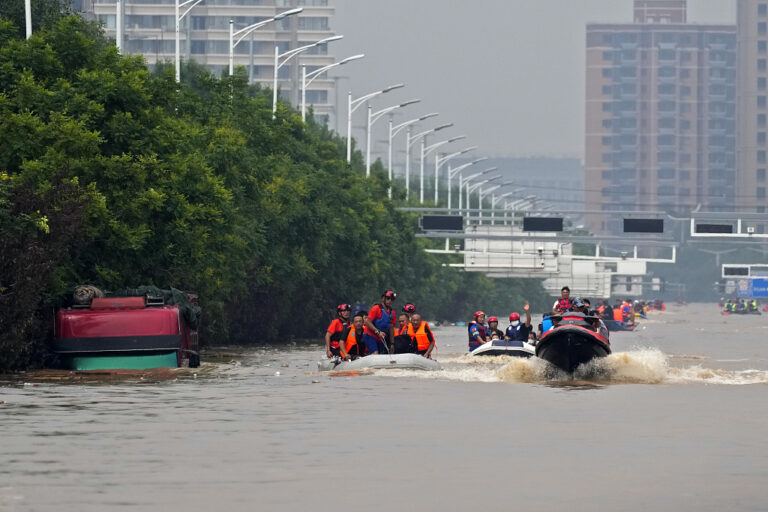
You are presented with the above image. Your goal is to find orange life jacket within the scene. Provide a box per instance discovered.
[344,325,360,353]
[613,308,623,322]
[406,321,432,351]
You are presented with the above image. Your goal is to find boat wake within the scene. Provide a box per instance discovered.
[374,349,768,386]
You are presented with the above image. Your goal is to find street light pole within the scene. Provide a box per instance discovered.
[346,83,405,162]
[228,7,303,79]
[273,35,343,117]
[405,123,453,201]
[464,167,499,214]
[388,113,439,198]
[25,0,32,39]
[365,99,420,175]
[447,157,488,210]
[175,0,207,82]
[433,145,477,205]
[419,137,467,204]
[301,54,364,122]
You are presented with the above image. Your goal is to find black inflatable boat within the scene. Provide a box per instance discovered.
[536,312,611,373]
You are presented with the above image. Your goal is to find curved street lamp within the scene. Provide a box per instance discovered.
[175,0,207,81]
[433,146,477,204]
[387,113,438,197]
[419,137,466,204]
[366,99,421,176]
[272,35,343,117]
[404,123,453,200]
[447,157,488,210]
[301,54,365,121]
[346,83,405,162]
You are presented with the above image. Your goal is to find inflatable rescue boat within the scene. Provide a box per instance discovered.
[318,353,440,372]
[535,312,611,373]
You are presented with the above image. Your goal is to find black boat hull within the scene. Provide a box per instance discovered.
[536,325,611,374]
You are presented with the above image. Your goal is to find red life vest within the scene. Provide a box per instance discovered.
[327,318,347,348]
[406,322,432,351]
[556,298,572,312]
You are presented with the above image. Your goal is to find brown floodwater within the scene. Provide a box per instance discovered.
[1,304,767,511]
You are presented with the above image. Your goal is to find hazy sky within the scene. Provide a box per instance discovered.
[331,0,735,159]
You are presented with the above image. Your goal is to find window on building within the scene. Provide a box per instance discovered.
[760,77,768,90]
[760,22,768,34]
[680,188,690,197]
[602,68,613,78]
[759,114,767,127]
[658,83,676,95]
[658,168,675,179]
[602,119,612,128]
[759,59,768,71]
[680,69,691,79]
[760,4,768,16]
[758,168,767,181]
[603,50,613,60]
[759,150,767,163]
[602,170,613,179]
[602,136,612,146]
[659,100,676,112]
[657,186,675,196]
[758,187,767,198]
[761,40,768,54]
[602,102,613,112]
[681,154,692,164]
[659,118,676,129]
[681,170,691,180]
[602,85,613,95]
[760,132,767,145]
[658,134,675,146]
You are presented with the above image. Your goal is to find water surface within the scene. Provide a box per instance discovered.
[1,305,767,511]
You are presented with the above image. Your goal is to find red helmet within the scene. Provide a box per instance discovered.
[474,311,485,319]
[383,290,397,300]
[402,303,416,314]
[488,316,498,323]
[509,312,520,322]
[337,303,351,313]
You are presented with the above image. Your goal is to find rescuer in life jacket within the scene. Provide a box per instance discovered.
[363,290,397,355]
[325,303,351,358]
[339,313,365,360]
[505,301,532,346]
[748,299,759,313]
[552,286,573,314]
[395,313,409,336]
[468,311,491,351]
[405,313,436,358]
[487,317,504,340]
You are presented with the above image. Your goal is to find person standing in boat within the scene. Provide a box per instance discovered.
[468,311,491,351]
[487,317,504,340]
[505,302,532,346]
[405,313,436,358]
[552,286,572,314]
[325,303,351,358]
[339,313,365,360]
[364,290,397,355]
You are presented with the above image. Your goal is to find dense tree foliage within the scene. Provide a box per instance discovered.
[0,11,550,370]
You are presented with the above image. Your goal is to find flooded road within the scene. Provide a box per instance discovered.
[2,305,768,511]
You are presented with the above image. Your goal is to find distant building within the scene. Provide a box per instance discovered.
[737,0,768,213]
[585,0,736,234]
[78,0,338,125]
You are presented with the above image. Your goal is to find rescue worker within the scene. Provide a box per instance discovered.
[487,316,504,340]
[325,303,351,358]
[405,313,436,358]
[468,311,491,351]
[552,286,572,313]
[339,313,365,360]
[364,290,397,355]
[505,301,532,346]
[395,313,410,336]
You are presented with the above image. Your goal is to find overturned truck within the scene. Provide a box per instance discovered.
[52,286,201,370]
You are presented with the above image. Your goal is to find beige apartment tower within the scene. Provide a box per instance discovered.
[737,0,768,213]
[585,0,736,234]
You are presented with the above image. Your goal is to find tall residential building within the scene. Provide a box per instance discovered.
[585,0,736,235]
[737,0,768,213]
[79,0,338,124]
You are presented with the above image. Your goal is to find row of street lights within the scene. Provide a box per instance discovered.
[110,1,520,208]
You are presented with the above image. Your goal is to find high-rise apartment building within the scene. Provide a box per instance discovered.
[585,0,736,234]
[737,0,768,213]
[79,0,338,124]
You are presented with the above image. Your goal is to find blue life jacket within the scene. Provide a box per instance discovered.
[505,323,530,345]
[468,321,487,350]
[542,315,553,333]
[372,304,393,334]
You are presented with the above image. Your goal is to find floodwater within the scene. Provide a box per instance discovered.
[2,305,768,512]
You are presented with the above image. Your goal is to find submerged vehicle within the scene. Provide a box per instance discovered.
[53,290,200,370]
[318,353,440,372]
[535,312,611,373]
[471,340,535,358]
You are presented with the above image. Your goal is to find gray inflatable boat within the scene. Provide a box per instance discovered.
[318,353,441,372]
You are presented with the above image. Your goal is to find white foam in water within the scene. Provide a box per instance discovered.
[369,348,768,386]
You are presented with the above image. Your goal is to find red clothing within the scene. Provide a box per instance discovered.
[363,303,395,337]
[326,318,346,349]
